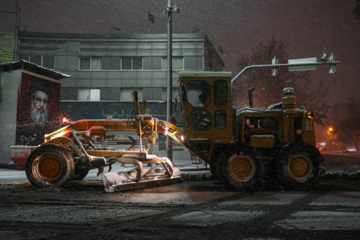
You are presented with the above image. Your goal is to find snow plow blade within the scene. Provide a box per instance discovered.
[101,171,182,192]
[101,155,182,192]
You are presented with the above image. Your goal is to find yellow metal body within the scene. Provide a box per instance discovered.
[43,92,189,165]
[178,71,235,162]
[178,72,317,170]
[33,72,320,191]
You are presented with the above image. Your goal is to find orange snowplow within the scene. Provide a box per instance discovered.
[25,92,186,192]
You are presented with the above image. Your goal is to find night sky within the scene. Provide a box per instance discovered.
[1,0,359,109]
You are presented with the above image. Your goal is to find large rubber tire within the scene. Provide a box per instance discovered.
[210,159,226,183]
[210,163,219,179]
[219,151,265,191]
[275,143,324,190]
[71,167,90,181]
[209,154,221,180]
[25,144,75,187]
[209,150,229,183]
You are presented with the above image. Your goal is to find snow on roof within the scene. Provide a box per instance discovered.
[0,59,71,79]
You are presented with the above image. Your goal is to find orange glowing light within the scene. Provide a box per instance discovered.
[63,117,70,123]
[329,127,333,132]
[307,112,314,120]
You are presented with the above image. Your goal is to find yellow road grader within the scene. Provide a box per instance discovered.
[25,71,324,192]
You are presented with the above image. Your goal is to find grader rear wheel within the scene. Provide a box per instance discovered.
[25,144,75,187]
[287,154,313,180]
[219,151,264,191]
[229,155,256,181]
[209,153,223,181]
[276,144,323,190]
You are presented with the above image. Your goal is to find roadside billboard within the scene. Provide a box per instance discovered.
[15,72,61,145]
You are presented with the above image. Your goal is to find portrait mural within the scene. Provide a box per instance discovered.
[15,73,61,145]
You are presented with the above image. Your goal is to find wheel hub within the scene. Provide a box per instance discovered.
[37,156,63,181]
[288,154,312,179]
[229,155,255,181]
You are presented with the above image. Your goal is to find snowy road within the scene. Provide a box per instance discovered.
[0,152,359,239]
[0,180,359,239]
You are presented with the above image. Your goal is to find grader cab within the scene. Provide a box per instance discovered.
[178,71,324,190]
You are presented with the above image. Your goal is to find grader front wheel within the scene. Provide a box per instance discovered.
[37,155,64,181]
[25,144,75,187]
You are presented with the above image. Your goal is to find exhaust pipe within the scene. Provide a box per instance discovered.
[248,87,255,108]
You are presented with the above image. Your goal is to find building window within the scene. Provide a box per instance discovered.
[120,89,142,102]
[163,57,184,70]
[30,55,41,65]
[143,57,162,70]
[122,57,131,70]
[143,88,163,101]
[162,89,179,102]
[101,87,120,101]
[78,89,100,101]
[43,56,55,69]
[133,57,142,69]
[80,57,101,70]
[79,57,143,70]
[19,54,55,69]
[122,57,143,70]
[102,57,121,70]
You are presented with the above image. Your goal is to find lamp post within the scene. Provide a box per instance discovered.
[163,0,180,162]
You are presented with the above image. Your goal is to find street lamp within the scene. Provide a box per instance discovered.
[327,127,335,141]
[163,0,180,162]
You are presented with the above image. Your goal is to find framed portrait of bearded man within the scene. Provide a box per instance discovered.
[15,72,61,146]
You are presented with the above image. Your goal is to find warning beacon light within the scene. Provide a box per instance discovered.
[62,117,70,123]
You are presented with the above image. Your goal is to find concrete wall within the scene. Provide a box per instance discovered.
[0,69,21,164]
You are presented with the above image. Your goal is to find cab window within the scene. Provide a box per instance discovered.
[186,80,211,108]
[214,80,227,106]
[215,110,226,129]
[188,109,212,133]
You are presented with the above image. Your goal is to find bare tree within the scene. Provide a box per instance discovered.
[234,37,329,125]
[333,98,360,150]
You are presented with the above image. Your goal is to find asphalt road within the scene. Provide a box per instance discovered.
[0,151,359,239]
[0,180,359,240]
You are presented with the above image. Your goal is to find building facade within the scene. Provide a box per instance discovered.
[18,32,224,122]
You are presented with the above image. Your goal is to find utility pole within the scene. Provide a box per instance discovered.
[14,0,21,61]
[163,0,180,162]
